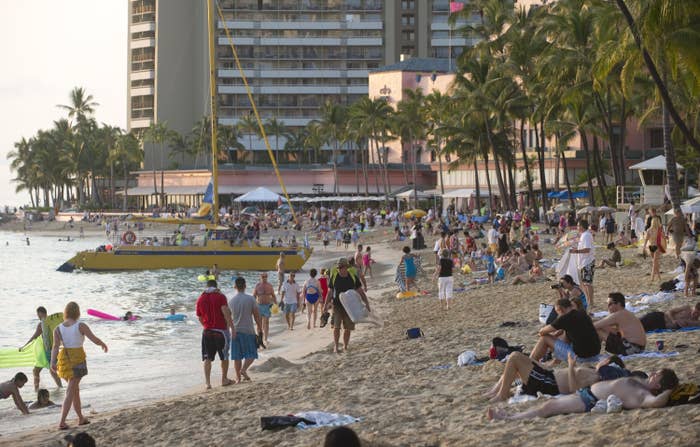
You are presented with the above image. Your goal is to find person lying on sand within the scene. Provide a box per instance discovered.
[639,302,700,332]
[511,260,544,285]
[484,352,640,402]
[0,372,30,414]
[487,368,678,421]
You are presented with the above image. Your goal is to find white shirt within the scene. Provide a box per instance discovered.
[577,230,595,268]
[487,228,498,245]
[433,239,441,253]
[282,281,301,304]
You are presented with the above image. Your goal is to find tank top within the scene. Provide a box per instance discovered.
[58,322,84,348]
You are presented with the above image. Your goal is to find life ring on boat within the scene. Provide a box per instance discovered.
[122,230,137,245]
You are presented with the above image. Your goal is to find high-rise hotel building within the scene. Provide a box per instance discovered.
[127,0,474,169]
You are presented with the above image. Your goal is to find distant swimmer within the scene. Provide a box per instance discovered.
[28,388,56,409]
[122,311,141,321]
[0,372,30,414]
[58,236,73,242]
[26,237,30,246]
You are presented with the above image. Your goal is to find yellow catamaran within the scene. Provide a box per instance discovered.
[58,0,312,272]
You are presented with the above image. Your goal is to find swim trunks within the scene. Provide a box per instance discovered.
[523,363,559,396]
[580,263,595,284]
[553,339,575,361]
[258,303,272,318]
[577,386,599,412]
[331,305,355,331]
[284,303,298,314]
[230,332,258,361]
[640,311,666,332]
[604,332,645,356]
[201,329,230,361]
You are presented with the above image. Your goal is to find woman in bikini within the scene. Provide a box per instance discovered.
[303,269,322,329]
[643,216,666,282]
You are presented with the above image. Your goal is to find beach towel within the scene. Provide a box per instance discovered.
[294,411,360,429]
[646,326,700,334]
[632,292,676,306]
[619,351,679,360]
[555,250,580,285]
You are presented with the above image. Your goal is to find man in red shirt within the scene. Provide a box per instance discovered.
[196,280,235,389]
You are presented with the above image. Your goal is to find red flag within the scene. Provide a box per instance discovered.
[450,1,464,13]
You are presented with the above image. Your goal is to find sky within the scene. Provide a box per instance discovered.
[0,1,127,207]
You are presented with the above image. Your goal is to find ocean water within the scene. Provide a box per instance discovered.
[0,230,293,434]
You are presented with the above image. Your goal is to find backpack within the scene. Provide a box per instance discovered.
[490,337,525,361]
[329,267,358,287]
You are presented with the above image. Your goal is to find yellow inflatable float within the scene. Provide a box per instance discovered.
[396,290,418,299]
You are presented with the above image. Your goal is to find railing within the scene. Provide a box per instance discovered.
[616,185,643,207]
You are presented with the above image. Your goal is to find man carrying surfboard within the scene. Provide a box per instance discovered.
[324,257,371,353]
[20,306,62,391]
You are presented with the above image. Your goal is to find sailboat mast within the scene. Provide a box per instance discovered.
[206,0,220,225]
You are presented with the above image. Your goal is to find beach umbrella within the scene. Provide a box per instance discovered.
[576,206,596,215]
[554,203,571,213]
[404,209,427,219]
[597,206,616,213]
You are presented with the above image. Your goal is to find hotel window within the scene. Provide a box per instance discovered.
[649,128,663,148]
[402,1,415,10]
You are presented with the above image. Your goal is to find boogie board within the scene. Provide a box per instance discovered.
[339,290,382,327]
[396,291,418,299]
[164,314,186,321]
[87,309,136,321]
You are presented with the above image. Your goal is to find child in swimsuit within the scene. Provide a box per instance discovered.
[303,269,322,330]
[362,246,373,277]
[401,246,417,291]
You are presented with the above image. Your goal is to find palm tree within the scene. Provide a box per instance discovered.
[57,87,99,126]
[237,113,260,164]
[114,132,143,210]
[263,118,287,164]
[218,125,245,164]
[349,97,393,196]
[396,89,425,205]
[423,91,453,195]
[318,101,347,194]
[144,121,171,207]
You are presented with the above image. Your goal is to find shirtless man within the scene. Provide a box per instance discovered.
[484,352,634,402]
[19,306,62,391]
[276,252,286,295]
[595,292,646,355]
[0,372,30,415]
[639,302,700,332]
[487,368,678,421]
[253,272,277,343]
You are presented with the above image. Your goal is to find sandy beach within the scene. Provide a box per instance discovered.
[1,222,699,446]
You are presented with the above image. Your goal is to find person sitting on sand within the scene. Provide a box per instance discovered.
[639,302,700,332]
[598,242,622,268]
[529,298,601,363]
[484,352,639,402]
[28,388,56,409]
[511,260,544,285]
[555,274,588,311]
[0,372,30,414]
[685,258,699,297]
[487,368,678,421]
[614,231,631,246]
[594,293,646,355]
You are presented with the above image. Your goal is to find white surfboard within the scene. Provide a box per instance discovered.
[339,290,382,326]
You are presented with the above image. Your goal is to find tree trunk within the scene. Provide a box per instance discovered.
[473,158,481,216]
[520,123,535,209]
[483,115,508,210]
[483,150,494,212]
[561,149,574,204]
[592,137,608,206]
[110,161,115,209]
[662,102,681,211]
[580,131,596,206]
[438,138,445,195]
[123,162,128,211]
[534,122,548,212]
[618,98,627,184]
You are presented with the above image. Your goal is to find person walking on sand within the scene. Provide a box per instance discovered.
[276,252,286,295]
[303,269,322,329]
[20,306,63,391]
[323,257,371,353]
[253,272,277,344]
[228,277,262,383]
[667,209,690,259]
[362,246,374,277]
[0,372,30,415]
[354,244,364,270]
[569,219,596,309]
[434,249,454,310]
[319,268,330,308]
[281,272,301,330]
[195,280,235,389]
[51,301,108,430]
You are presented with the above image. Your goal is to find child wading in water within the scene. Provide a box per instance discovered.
[362,246,374,277]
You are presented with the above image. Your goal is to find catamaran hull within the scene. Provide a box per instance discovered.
[58,247,312,272]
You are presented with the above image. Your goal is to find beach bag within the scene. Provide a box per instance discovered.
[668,383,700,406]
[260,416,315,431]
[539,303,556,324]
[457,350,478,366]
[490,337,525,360]
[406,327,423,339]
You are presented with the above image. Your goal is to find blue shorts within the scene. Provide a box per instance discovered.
[258,303,272,318]
[284,302,298,314]
[230,332,258,361]
[553,339,574,361]
[577,386,599,412]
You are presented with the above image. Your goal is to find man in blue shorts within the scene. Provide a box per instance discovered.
[253,272,277,344]
[196,280,234,389]
[487,368,678,420]
[228,277,262,383]
[529,298,600,363]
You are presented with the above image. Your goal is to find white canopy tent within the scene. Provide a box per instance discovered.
[628,155,683,171]
[395,189,433,199]
[233,187,282,203]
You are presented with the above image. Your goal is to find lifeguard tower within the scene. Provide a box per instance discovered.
[617,155,683,206]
